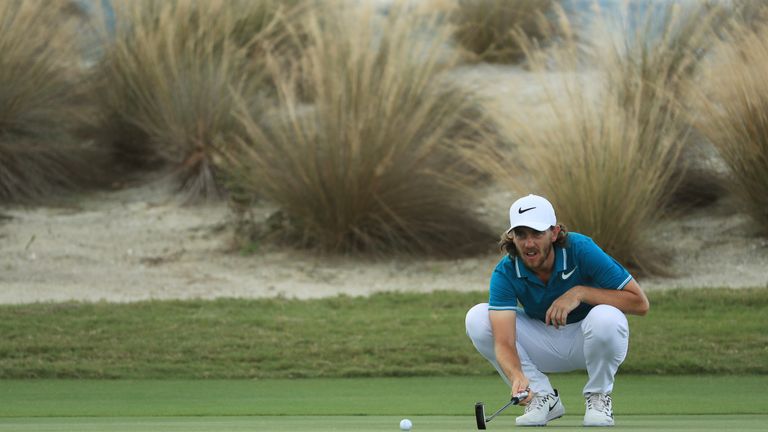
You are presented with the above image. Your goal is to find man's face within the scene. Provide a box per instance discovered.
[511,226,559,272]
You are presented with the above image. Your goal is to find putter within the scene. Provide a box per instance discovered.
[474,391,529,430]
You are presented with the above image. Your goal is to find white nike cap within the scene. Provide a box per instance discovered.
[508,194,557,232]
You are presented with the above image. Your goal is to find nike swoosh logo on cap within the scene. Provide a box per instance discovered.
[518,206,536,214]
[561,267,577,280]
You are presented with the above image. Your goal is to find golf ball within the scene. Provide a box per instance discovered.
[399,418,413,431]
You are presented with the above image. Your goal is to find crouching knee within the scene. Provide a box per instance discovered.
[583,305,628,345]
[465,303,491,343]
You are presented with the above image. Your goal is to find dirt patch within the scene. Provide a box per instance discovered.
[0,175,765,305]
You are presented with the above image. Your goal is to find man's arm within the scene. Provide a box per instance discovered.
[489,310,533,403]
[545,279,649,328]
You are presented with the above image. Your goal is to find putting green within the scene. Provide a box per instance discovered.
[1,415,767,431]
[2,375,766,417]
[1,375,766,431]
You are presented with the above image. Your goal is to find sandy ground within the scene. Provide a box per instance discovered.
[0,174,766,305]
[0,177,502,304]
[1,65,766,304]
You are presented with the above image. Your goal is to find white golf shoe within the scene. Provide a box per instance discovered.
[583,393,614,427]
[515,389,565,427]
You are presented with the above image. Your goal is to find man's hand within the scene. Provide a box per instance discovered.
[545,287,583,328]
[511,374,533,405]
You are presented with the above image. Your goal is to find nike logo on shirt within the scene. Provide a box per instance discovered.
[561,267,577,280]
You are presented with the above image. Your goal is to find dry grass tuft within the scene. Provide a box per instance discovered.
[600,1,729,209]
[494,2,722,274]
[223,3,497,256]
[450,0,559,63]
[90,0,295,202]
[696,15,768,234]
[0,0,103,202]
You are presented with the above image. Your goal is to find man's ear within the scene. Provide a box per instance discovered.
[550,224,561,242]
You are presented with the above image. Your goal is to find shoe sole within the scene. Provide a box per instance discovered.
[516,413,564,427]
[583,419,615,427]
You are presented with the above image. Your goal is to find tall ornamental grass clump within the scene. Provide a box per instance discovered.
[0,0,102,202]
[696,18,768,234]
[496,3,720,274]
[224,4,497,255]
[91,0,291,202]
[600,1,728,208]
[450,0,559,63]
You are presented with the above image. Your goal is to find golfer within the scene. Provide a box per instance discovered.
[465,194,649,427]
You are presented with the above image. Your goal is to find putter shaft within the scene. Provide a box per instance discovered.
[486,391,529,422]
[485,399,516,422]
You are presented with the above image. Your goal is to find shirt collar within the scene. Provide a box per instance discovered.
[555,246,568,273]
[513,245,567,279]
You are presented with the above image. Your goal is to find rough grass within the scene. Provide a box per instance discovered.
[0,288,765,379]
[450,0,559,64]
[492,2,722,274]
[223,3,497,255]
[89,0,292,202]
[0,0,103,202]
[695,15,768,235]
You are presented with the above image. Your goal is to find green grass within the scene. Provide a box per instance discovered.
[1,416,767,432]
[0,288,766,378]
[2,376,767,417]
[0,376,766,431]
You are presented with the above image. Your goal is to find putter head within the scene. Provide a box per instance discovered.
[512,391,529,405]
[474,402,486,430]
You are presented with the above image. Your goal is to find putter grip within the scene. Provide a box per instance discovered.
[511,391,529,405]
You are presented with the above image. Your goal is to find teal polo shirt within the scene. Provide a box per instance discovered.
[488,233,633,324]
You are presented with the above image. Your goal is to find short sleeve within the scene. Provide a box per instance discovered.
[488,261,520,311]
[578,237,633,290]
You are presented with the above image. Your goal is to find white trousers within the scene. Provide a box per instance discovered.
[465,303,629,396]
